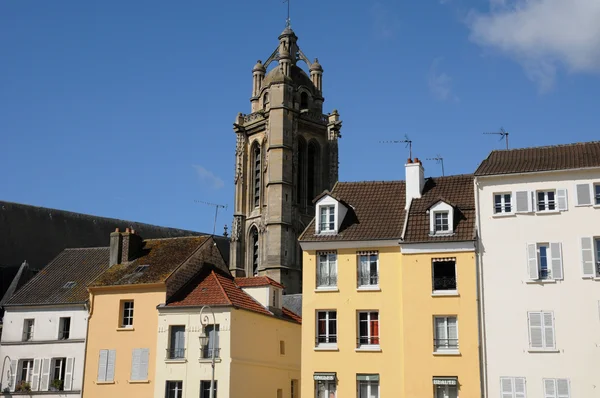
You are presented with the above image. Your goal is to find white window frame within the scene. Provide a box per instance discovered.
[433,316,459,353]
[526,242,563,281]
[434,211,449,232]
[317,252,338,289]
[19,359,34,383]
[23,319,34,341]
[493,192,513,214]
[58,317,71,340]
[434,384,458,398]
[357,377,379,398]
[166,380,183,398]
[543,378,570,398]
[357,252,379,288]
[536,190,557,212]
[319,205,335,233]
[595,183,600,206]
[536,243,551,280]
[357,311,380,349]
[316,310,337,348]
[500,377,527,398]
[432,258,457,294]
[121,300,134,328]
[527,311,556,351]
[315,380,336,398]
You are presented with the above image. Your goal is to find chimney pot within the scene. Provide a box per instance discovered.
[407,158,413,164]
[414,157,420,163]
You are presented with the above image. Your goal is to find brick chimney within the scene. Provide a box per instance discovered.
[121,228,143,263]
[109,228,122,267]
[405,157,425,209]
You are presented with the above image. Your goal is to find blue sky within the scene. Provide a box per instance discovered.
[2,0,599,233]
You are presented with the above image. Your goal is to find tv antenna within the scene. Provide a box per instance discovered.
[194,200,228,235]
[427,154,445,176]
[484,127,509,150]
[379,135,413,159]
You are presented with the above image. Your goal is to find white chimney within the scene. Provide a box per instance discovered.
[405,158,425,209]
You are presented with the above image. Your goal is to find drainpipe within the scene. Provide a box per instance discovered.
[475,178,487,398]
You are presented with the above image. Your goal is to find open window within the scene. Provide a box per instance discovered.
[432,258,457,293]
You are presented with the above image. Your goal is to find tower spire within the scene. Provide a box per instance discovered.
[283,0,291,28]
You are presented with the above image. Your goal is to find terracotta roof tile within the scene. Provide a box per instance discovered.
[475,141,600,176]
[235,276,284,289]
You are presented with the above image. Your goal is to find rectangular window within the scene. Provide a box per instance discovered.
[291,379,299,398]
[273,289,279,308]
[317,252,337,288]
[168,326,186,359]
[130,348,149,381]
[51,358,66,390]
[432,259,457,292]
[434,385,458,398]
[543,378,570,398]
[537,243,550,279]
[500,377,526,398]
[97,349,116,382]
[528,311,555,350]
[434,212,449,232]
[494,193,512,214]
[19,359,34,383]
[201,325,220,359]
[59,317,71,340]
[277,389,283,398]
[200,380,218,398]
[316,311,337,346]
[357,252,378,287]
[357,375,379,398]
[315,380,336,398]
[319,206,335,232]
[537,190,556,211]
[434,316,458,352]
[358,311,379,347]
[165,381,183,398]
[596,238,600,276]
[280,340,285,355]
[121,301,134,328]
[23,319,34,341]
[527,243,563,281]
[595,184,600,205]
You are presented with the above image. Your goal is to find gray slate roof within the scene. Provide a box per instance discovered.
[6,247,110,306]
[282,294,302,317]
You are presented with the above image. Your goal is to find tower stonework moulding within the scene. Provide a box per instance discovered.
[229,27,342,294]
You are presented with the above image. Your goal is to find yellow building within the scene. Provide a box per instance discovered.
[299,159,481,398]
[154,268,301,398]
[82,229,228,398]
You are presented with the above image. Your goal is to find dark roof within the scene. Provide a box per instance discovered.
[235,276,284,289]
[475,141,600,176]
[403,175,476,243]
[6,248,110,306]
[90,236,210,287]
[282,294,302,317]
[0,261,36,308]
[299,181,406,242]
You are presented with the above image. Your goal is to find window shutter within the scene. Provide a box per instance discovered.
[31,358,41,391]
[139,348,149,381]
[106,350,116,382]
[527,244,539,280]
[581,237,595,277]
[556,379,570,398]
[556,189,568,211]
[10,359,17,392]
[97,350,107,382]
[550,243,563,280]
[544,379,557,398]
[500,377,514,398]
[543,312,555,349]
[528,312,543,349]
[40,358,51,391]
[516,191,531,213]
[514,377,526,398]
[576,183,592,206]
[130,349,141,381]
[64,357,74,391]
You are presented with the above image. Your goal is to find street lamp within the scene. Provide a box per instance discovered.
[199,305,216,398]
[0,355,12,392]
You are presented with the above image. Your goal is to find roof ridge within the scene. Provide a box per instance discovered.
[489,140,600,153]
[212,271,233,306]
[63,247,110,251]
[338,180,405,184]
[144,235,209,242]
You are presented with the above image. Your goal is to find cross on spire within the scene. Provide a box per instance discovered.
[283,0,291,27]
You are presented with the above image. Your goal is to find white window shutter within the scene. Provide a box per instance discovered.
[31,358,41,391]
[528,312,543,349]
[40,358,51,391]
[500,377,514,398]
[514,377,527,398]
[550,243,563,280]
[576,183,592,206]
[544,379,557,398]
[130,349,141,381]
[527,244,539,280]
[97,350,107,382]
[106,350,116,382]
[10,359,17,392]
[556,379,570,398]
[516,191,531,213]
[556,189,568,211]
[64,357,75,391]
[581,237,595,277]
[139,348,149,380]
[543,312,555,349]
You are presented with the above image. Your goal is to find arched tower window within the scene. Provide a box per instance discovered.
[250,226,259,276]
[297,137,306,205]
[300,92,309,110]
[307,141,320,203]
[263,92,269,111]
[252,143,261,208]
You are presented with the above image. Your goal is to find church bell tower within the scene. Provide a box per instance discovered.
[229,26,342,293]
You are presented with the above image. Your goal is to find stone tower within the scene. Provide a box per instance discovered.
[229,26,342,294]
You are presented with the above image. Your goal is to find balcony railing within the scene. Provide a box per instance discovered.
[200,347,221,359]
[358,274,379,287]
[315,336,337,345]
[433,338,459,351]
[357,336,380,347]
[166,348,186,360]
[433,276,457,291]
[316,275,337,287]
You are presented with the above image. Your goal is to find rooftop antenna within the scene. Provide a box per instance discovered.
[194,200,228,235]
[379,135,413,159]
[283,0,291,27]
[427,154,445,176]
[484,127,509,150]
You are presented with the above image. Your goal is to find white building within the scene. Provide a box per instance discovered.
[475,142,600,398]
[0,247,109,397]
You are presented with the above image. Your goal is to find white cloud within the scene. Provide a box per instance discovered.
[467,0,600,92]
[192,165,224,190]
[370,2,400,39]
[428,58,459,102]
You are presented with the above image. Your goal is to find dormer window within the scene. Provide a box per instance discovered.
[434,212,449,232]
[319,206,335,232]
[429,201,454,236]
